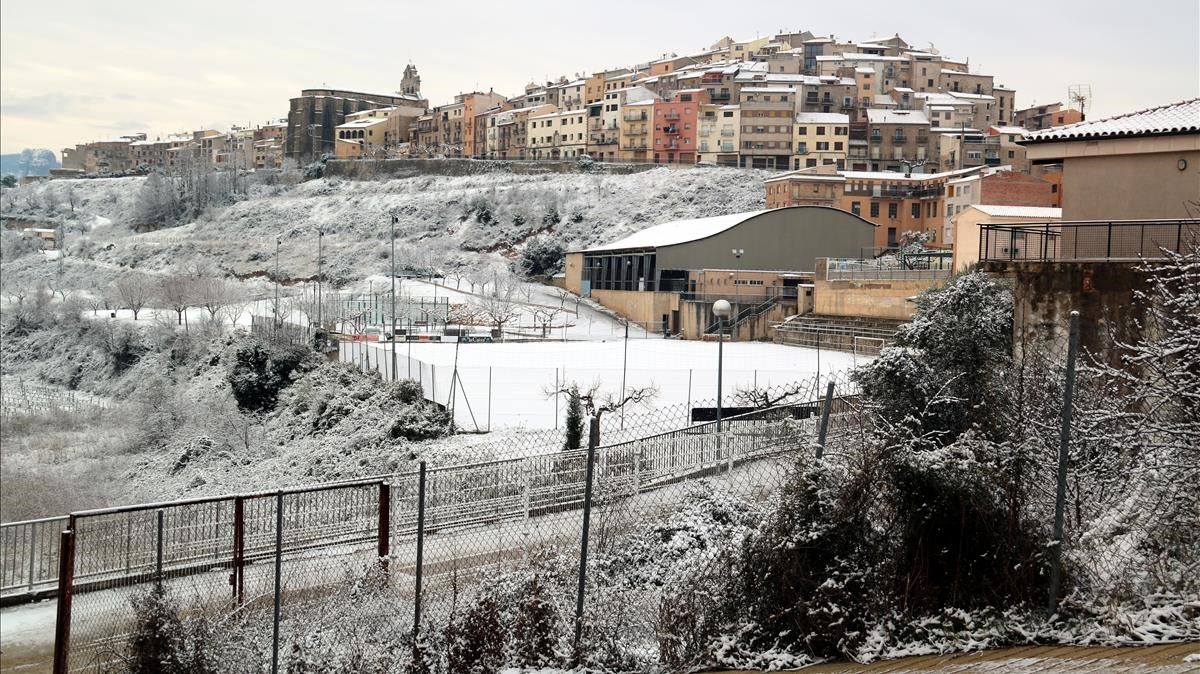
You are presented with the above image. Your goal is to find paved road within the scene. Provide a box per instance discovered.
[710,644,1200,673]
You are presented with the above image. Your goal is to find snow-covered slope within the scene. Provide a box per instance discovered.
[2,167,769,284]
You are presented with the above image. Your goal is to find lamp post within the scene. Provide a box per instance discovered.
[390,216,398,382]
[317,229,324,330]
[712,299,731,431]
[730,248,744,342]
[273,237,281,327]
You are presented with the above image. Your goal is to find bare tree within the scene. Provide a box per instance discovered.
[194,275,238,325]
[733,381,817,408]
[478,271,522,338]
[156,273,196,327]
[64,184,78,215]
[112,273,151,320]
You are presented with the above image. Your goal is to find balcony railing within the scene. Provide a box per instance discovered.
[870,135,882,143]
[663,112,680,121]
[623,113,648,122]
[710,92,731,101]
[892,134,907,143]
[720,129,735,137]
[978,220,1199,263]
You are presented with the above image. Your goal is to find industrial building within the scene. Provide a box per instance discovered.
[564,206,876,338]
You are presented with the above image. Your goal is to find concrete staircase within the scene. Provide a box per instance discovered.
[771,314,906,354]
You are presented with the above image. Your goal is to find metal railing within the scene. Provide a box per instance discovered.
[825,255,953,281]
[978,220,1198,263]
[0,516,69,601]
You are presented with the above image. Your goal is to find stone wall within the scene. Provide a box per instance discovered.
[323,158,660,180]
[980,260,1152,365]
[812,258,944,321]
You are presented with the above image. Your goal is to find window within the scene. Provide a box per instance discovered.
[870,202,880,217]
[816,141,829,150]
[816,126,826,135]
[911,202,920,219]
[723,110,733,117]
[834,142,843,150]
[798,126,807,135]
[851,201,861,216]
[888,203,898,218]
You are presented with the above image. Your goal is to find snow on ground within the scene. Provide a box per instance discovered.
[352,337,860,430]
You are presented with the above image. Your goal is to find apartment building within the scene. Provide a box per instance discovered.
[799,77,857,117]
[1014,102,1084,131]
[987,125,1030,172]
[866,109,931,171]
[793,112,849,169]
[738,86,796,169]
[129,134,192,172]
[620,99,654,162]
[651,89,708,164]
[548,79,587,111]
[585,68,631,104]
[943,172,981,244]
[334,117,390,158]
[697,104,739,166]
[61,134,144,175]
[939,70,993,97]
[588,86,655,162]
[496,104,555,159]
[411,114,438,155]
[765,166,982,247]
[527,108,588,159]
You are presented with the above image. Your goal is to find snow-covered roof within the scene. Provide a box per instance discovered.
[854,66,876,74]
[867,109,930,125]
[1023,98,1200,143]
[970,205,1062,219]
[990,126,1027,135]
[796,112,850,124]
[581,210,771,252]
[336,118,388,129]
[741,86,798,94]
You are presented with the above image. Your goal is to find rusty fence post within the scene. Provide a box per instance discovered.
[377,482,391,573]
[232,497,245,604]
[51,519,76,674]
[573,416,600,663]
[412,462,427,640]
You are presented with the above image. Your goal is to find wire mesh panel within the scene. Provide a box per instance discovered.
[0,516,67,599]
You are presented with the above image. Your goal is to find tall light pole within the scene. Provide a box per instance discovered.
[730,248,744,343]
[390,216,398,382]
[712,299,731,432]
[274,237,281,326]
[317,229,324,330]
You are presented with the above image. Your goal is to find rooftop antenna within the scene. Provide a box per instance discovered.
[1068,84,1092,120]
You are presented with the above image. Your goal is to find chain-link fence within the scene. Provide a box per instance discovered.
[34,294,1200,671]
[46,372,859,672]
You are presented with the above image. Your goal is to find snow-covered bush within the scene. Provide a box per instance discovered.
[226,338,313,412]
[126,585,219,674]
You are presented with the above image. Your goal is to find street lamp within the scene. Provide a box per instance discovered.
[317,229,324,330]
[730,248,744,343]
[390,215,398,382]
[273,237,281,327]
[712,299,732,432]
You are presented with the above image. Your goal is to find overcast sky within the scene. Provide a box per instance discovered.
[2,0,1197,154]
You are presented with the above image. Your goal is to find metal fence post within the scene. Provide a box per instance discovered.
[413,461,427,639]
[377,482,391,573]
[574,415,600,661]
[271,493,284,674]
[1048,310,1080,614]
[155,509,164,588]
[51,522,76,674]
[232,497,245,604]
[816,381,836,459]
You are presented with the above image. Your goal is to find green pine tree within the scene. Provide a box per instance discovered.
[564,385,584,451]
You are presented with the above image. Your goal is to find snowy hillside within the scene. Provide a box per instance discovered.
[2,167,769,284]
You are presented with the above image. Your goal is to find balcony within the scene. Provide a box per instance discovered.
[720,129,735,137]
[916,134,929,144]
[663,112,680,121]
[663,125,679,134]
[623,112,648,122]
[870,135,882,143]
[710,92,731,102]
[892,134,908,143]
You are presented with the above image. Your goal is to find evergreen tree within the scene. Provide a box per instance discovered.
[564,385,584,450]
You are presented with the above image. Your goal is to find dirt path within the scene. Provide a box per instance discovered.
[711,643,1200,673]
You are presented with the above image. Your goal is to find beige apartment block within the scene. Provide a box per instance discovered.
[619,99,654,162]
[793,112,849,170]
[738,86,796,169]
[588,86,656,162]
[527,108,588,159]
[696,104,739,166]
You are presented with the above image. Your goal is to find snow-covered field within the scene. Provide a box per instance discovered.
[353,338,859,431]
